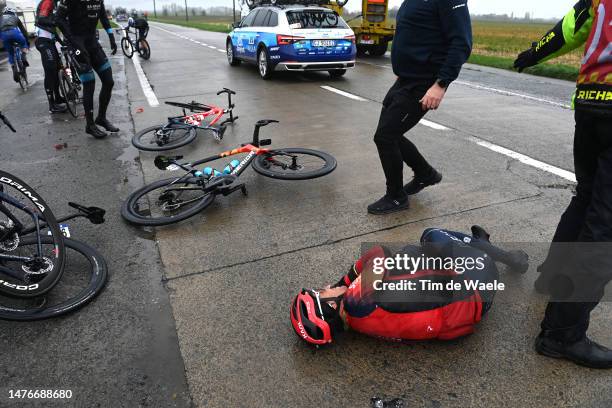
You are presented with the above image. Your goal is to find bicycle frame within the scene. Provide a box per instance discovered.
[0,191,45,280]
[156,121,276,193]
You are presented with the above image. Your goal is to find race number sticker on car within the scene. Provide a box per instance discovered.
[289,23,302,29]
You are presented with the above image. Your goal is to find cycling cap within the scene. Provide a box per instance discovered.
[290,289,344,346]
[3,7,17,14]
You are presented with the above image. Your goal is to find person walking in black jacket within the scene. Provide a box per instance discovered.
[368,0,472,215]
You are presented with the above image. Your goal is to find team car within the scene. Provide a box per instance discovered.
[226,5,356,79]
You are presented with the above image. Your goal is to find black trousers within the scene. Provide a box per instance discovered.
[373,79,434,197]
[541,110,612,342]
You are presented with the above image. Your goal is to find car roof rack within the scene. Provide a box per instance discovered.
[246,0,347,10]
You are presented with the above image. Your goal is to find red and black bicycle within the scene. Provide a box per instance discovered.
[122,120,337,226]
[131,88,238,151]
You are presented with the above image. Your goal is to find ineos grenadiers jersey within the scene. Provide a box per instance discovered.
[54,0,112,38]
[530,0,612,114]
[336,230,499,342]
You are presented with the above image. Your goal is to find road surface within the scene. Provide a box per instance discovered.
[0,23,610,408]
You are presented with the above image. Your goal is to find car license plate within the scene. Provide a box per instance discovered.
[359,39,375,45]
[312,40,335,47]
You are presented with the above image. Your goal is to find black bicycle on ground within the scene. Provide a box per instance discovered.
[122,120,337,226]
[58,43,83,118]
[118,26,151,60]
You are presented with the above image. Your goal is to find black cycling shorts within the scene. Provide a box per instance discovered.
[71,35,110,81]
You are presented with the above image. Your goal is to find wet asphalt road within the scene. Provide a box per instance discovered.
[1,23,611,407]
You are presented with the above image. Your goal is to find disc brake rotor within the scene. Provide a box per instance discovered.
[0,220,19,252]
[22,257,53,275]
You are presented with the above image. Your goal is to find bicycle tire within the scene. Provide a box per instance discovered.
[0,237,107,321]
[132,124,197,151]
[252,148,337,180]
[121,177,215,226]
[0,171,65,298]
[137,38,151,60]
[121,37,134,59]
[16,57,27,91]
[59,70,79,118]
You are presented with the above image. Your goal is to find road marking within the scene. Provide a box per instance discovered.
[454,80,571,109]
[419,119,449,130]
[131,53,159,107]
[469,136,576,182]
[217,49,226,53]
[208,45,216,49]
[0,57,7,65]
[357,59,571,109]
[320,86,367,101]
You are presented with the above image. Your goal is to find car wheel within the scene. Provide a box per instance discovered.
[257,47,273,80]
[328,69,347,78]
[227,40,241,66]
[368,43,388,57]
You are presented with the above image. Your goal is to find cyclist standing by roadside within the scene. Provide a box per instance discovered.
[54,0,118,138]
[368,0,472,215]
[0,7,30,83]
[34,0,67,114]
[514,0,612,368]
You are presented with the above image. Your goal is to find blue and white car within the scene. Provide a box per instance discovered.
[226,5,356,79]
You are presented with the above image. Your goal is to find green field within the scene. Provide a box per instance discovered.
[150,16,233,33]
[467,20,581,81]
[149,16,582,81]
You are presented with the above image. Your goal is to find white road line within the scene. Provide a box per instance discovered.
[454,80,571,109]
[0,57,7,65]
[320,86,367,101]
[419,119,449,130]
[217,49,226,53]
[208,45,216,49]
[132,55,159,107]
[469,136,576,182]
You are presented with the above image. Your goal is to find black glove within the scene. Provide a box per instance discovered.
[108,33,117,55]
[514,47,538,73]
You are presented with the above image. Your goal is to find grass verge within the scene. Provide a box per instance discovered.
[149,18,232,34]
[467,54,579,82]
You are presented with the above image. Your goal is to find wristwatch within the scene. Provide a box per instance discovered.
[436,79,450,89]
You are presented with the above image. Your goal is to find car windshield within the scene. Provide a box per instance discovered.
[286,10,348,29]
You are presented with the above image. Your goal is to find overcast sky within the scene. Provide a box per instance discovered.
[107,0,577,20]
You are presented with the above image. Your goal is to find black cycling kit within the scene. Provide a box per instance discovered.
[55,0,118,137]
[34,0,67,113]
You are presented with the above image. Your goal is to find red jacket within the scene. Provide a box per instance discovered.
[340,245,491,341]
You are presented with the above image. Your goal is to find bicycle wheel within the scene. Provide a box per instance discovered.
[121,37,134,59]
[252,148,337,180]
[59,70,79,118]
[16,58,27,91]
[0,171,65,298]
[121,177,215,226]
[0,237,107,321]
[137,39,151,60]
[132,123,197,151]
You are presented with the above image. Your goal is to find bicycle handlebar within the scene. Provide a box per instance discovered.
[0,111,16,132]
[217,88,236,96]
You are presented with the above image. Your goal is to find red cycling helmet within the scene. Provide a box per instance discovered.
[290,289,343,346]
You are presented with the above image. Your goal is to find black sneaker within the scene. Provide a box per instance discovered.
[86,123,108,139]
[536,333,612,369]
[367,194,410,215]
[404,169,443,196]
[49,104,68,114]
[95,117,120,133]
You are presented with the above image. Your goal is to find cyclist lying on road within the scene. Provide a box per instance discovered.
[0,7,30,82]
[291,226,529,345]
